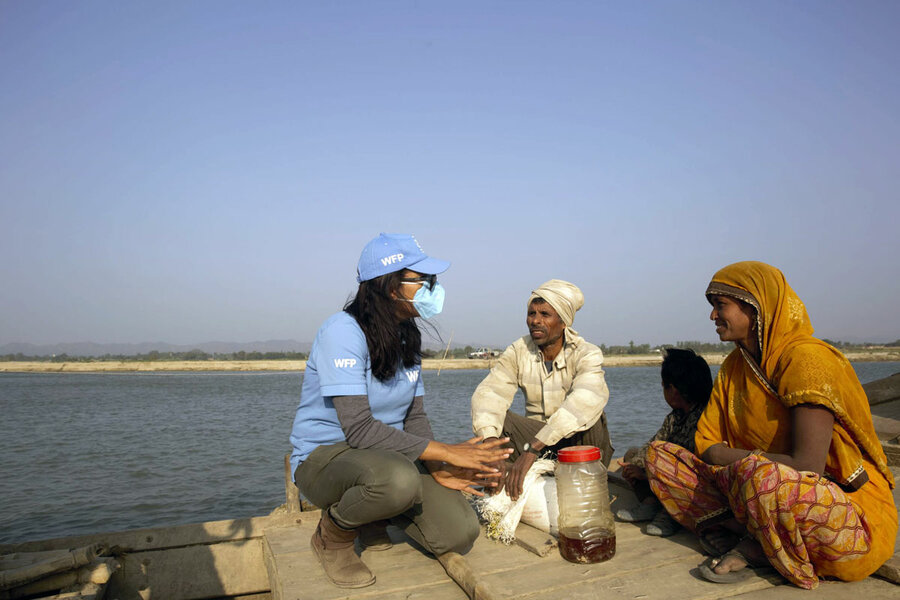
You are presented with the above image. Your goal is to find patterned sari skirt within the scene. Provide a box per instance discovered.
[645,441,889,589]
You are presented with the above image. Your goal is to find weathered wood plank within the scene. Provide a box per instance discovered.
[730,576,900,599]
[875,553,900,585]
[283,454,302,514]
[462,521,768,599]
[264,523,468,600]
[881,441,900,466]
[864,373,900,406]
[438,552,501,600]
[0,544,105,591]
[483,555,779,600]
[0,513,301,555]
[262,529,281,600]
[41,581,105,600]
[512,523,557,558]
[4,558,118,599]
[105,539,269,600]
[269,547,466,599]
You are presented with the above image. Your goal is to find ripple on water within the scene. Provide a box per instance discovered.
[127,468,158,479]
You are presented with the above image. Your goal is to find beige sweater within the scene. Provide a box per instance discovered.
[471,330,609,447]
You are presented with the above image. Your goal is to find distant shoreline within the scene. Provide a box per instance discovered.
[2,351,898,373]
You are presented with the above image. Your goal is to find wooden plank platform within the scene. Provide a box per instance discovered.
[0,514,297,600]
[264,468,899,600]
[865,373,900,465]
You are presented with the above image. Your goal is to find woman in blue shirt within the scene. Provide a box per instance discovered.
[290,233,510,589]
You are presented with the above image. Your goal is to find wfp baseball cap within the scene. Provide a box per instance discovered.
[357,233,450,282]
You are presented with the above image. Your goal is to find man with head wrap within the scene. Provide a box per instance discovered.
[471,279,613,500]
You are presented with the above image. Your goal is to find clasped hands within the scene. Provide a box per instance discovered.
[427,436,549,500]
[478,436,543,502]
[425,436,512,496]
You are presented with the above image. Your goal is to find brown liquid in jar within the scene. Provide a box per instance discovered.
[558,530,616,563]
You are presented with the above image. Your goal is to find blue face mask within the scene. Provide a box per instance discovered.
[401,281,445,319]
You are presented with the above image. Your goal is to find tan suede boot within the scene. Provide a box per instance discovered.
[358,520,392,551]
[310,508,376,588]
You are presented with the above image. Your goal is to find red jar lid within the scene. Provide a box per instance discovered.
[557,445,601,463]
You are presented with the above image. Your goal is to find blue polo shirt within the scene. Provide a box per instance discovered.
[289,311,425,478]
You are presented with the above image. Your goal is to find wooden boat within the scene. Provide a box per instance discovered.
[2,375,899,600]
[868,372,900,465]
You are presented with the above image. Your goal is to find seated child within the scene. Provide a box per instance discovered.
[616,348,712,536]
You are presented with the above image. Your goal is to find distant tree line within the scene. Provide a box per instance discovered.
[822,339,900,349]
[428,341,766,358]
[0,350,308,362]
[598,341,735,355]
[423,339,900,360]
[3,339,897,363]
[601,341,654,355]
[666,341,736,353]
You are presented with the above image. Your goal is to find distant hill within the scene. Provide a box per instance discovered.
[0,340,312,358]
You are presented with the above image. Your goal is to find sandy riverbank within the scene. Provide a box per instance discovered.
[2,350,898,373]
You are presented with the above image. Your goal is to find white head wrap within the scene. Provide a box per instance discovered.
[527,279,584,327]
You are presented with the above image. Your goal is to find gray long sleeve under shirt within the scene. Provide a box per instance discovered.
[332,394,433,461]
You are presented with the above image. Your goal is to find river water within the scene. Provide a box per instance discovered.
[1,361,897,544]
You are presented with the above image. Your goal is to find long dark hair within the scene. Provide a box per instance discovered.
[344,271,421,381]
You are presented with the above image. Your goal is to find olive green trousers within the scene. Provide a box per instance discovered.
[295,443,480,555]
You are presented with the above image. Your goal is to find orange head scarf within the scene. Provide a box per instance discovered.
[700,261,893,490]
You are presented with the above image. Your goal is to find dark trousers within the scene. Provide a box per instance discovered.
[500,410,614,468]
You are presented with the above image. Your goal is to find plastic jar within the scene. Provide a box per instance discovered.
[555,445,615,563]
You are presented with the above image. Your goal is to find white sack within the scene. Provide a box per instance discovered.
[519,474,558,535]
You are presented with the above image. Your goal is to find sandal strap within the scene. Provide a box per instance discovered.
[698,527,740,556]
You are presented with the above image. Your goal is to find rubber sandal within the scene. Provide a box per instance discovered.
[698,554,756,583]
[697,541,774,584]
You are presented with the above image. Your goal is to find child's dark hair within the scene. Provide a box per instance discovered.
[661,348,713,408]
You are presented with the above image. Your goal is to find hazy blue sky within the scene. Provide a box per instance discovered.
[2,1,898,349]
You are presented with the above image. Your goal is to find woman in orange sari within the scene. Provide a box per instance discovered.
[646,261,896,588]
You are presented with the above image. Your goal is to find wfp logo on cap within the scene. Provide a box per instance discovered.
[381,253,404,266]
